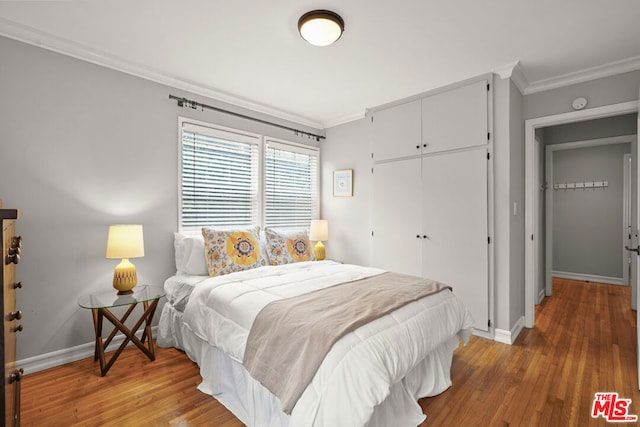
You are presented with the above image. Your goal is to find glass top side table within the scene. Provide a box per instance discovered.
[78,284,165,376]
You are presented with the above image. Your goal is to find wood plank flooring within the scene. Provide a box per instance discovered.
[420,278,639,426]
[21,278,638,426]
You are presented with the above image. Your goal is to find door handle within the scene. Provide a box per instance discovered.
[625,245,639,253]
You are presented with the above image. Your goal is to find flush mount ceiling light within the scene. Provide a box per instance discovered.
[298,10,344,46]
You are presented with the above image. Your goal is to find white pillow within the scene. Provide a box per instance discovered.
[174,232,208,276]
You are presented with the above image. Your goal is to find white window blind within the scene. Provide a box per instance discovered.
[180,121,260,231]
[264,139,319,230]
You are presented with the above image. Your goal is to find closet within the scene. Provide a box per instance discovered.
[371,77,491,332]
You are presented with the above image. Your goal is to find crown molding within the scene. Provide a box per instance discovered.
[327,56,640,122]
[4,17,640,129]
[491,61,529,95]
[0,18,325,131]
[524,55,640,95]
[509,63,530,95]
[322,110,367,129]
[491,61,519,79]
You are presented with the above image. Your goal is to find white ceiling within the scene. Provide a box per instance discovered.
[1,0,640,129]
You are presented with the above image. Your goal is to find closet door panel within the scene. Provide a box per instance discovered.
[371,100,422,162]
[421,148,488,331]
[421,80,488,153]
[372,158,422,276]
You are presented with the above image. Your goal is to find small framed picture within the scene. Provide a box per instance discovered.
[333,169,353,197]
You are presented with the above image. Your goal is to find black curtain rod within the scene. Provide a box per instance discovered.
[169,95,325,141]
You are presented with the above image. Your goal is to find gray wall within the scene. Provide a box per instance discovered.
[4,34,638,360]
[322,76,524,334]
[525,71,640,306]
[524,71,640,120]
[492,77,511,331]
[321,118,372,267]
[0,36,320,361]
[492,77,526,332]
[508,81,525,327]
[544,115,637,281]
[552,143,630,279]
[544,114,637,144]
[322,69,640,336]
[323,69,640,335]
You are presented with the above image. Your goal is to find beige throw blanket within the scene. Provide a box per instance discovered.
[242,271,452,414]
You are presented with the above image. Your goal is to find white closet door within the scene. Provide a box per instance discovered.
[421,80,488,154]
[372,158,422,276]
[372,100,422,162]
[421,148,489,331]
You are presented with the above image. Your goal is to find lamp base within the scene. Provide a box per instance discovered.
[113,258,138,295]
[313,241,326,261]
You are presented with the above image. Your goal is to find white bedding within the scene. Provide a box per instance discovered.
[181,260,474,427]
[163,273,208,312]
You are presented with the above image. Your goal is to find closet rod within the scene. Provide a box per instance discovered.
[169,95,325,141]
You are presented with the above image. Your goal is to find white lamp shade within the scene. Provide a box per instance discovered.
[309,220,329,241]
[106,224,145,259]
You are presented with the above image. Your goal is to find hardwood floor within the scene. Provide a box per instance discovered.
[420,278,639,426]
[22,278,638,426]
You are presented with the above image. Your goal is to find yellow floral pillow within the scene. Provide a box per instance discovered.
[201,226,267,277]
[264,228,314,265]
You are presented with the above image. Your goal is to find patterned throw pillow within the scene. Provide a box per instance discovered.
[201,226,267,277]
[264,228,314,265]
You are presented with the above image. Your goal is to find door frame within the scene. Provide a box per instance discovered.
[524,100,639,328]
[544,136,636,294]
[624,153,633,287]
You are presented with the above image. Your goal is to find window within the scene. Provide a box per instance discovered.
[264,139,319,229]
[179,119,319,232]
[180,120,260,231]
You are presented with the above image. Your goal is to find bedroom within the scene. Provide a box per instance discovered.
[1,1,640,426]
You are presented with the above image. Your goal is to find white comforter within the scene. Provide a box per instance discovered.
[183,261,474,427]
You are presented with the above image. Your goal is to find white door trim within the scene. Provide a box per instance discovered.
[524,100,639,328]
[624,153,632,287]
[636,94,640,390]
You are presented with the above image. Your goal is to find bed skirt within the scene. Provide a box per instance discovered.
[157,302,459,427]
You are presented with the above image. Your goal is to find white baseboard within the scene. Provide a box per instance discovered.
[18,326,158,375]
[552,271,625,286]
[494,316,525,345]
[472,328,494,341]
[537,288,546,304]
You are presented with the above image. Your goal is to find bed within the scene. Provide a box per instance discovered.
[157,229,474,427]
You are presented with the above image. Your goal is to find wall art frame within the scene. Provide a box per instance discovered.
[333,169,353,197]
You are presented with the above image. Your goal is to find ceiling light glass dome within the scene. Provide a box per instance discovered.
[298,10,344,47]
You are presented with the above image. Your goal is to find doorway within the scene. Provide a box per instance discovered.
[544,135,635,296]
[525,101,639,328]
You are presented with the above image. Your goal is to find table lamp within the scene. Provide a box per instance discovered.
[106,224,145,295]
[309,220,328,261]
